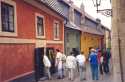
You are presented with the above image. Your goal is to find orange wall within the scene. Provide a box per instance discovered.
[0,0,64,81]
[13,0,64,40]
[0,44,35,81]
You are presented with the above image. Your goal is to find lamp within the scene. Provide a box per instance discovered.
[92,0,112,17]
[92,0,101,7]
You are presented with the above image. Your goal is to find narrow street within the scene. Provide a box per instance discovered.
[39,64,113,82]
[2,0,125,82]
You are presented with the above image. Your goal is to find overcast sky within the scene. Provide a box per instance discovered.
[72,0,111,29]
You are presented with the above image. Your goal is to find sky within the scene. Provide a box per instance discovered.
[72,0,111,29]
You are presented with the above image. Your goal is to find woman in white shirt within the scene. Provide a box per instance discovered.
[66,52,76,81]
[43,55,51,80]
[55,49,63,79]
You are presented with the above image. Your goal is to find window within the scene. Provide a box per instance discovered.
[0,0,17,36]
[54,21,60,40]
[1,2,14,32]
[37,16,44,36]
[35,13,45,38]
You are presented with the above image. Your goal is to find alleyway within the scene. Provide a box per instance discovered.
[39,64,113,82]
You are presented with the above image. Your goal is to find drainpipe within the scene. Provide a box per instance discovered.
[63,19,68,54]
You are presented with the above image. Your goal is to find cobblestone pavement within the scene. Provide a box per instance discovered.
[38,64,113,82]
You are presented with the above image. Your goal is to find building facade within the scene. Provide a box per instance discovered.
[0,0,64,82]
[80,5,104,57]
[59,0,81,56]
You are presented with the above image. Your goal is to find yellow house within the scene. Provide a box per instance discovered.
[81,28,104,58]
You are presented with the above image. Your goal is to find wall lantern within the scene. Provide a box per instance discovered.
[91,0,112,17]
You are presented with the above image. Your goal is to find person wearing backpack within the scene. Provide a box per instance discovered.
[89,49,99,80]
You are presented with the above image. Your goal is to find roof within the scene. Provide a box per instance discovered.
[59,0,99,24]
[65,22,81,31]
[39,0,109,34]
[82,26,104,35]
[39,0,65,18]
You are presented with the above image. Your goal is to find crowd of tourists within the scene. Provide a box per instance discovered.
[43,48,111,81]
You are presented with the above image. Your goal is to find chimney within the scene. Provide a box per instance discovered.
[96,18,101,30]
[80,2,85,26]
[68,0,74,23]
[80,2,85,13]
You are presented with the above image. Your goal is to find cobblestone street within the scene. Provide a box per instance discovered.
[39,64,113,82]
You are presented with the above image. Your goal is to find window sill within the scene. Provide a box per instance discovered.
[36,36,46,39]
[53,38,60,41]
[0,32,17,37]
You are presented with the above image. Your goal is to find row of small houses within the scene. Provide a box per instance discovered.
[0,0,111,82]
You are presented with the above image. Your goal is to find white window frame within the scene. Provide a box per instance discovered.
[35,13,45,39]
[53,20,60,40]
[0,0,17,36]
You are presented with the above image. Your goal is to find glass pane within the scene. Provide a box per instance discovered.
[54,23,57,38]
[54,23,60,39]
[1,3,9,31]
[37,25,42,36]
[9,21,14,32]
[8,5,14,32]
[57,24,60,38]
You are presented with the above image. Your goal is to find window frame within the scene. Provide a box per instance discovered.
[0,0,17,36]
[53,20,60,40]
[35,13,45,39]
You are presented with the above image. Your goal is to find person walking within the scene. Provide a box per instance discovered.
[66,52,76,81]
[97,50,104,80]
[103,48,111,74]
[89,49,99,80]
[61,52,66,78]
[43,54,51,80]
[76,52,86,81]
[55,49,63,79]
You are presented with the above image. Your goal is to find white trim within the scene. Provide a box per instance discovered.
[0,0,18,36]
[35,13,45,39]
[35,39,46,48]
[0,37,35,44]
[4,71,34,82]
[46,40,63,44]
[53,20,60,40]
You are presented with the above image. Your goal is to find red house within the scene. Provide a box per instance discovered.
[0,0,64,82]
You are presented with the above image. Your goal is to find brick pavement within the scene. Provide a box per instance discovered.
[38,64,113,82]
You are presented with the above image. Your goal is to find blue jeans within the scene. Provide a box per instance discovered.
[104,62,109,74]
[90,64,98,80]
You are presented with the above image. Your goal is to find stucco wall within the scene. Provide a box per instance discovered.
[0,44,35,82]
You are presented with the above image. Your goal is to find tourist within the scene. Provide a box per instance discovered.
[66,52,76,81]
[103,48,111,74]
[55,49,63,79]
[76,52,86,81]
[43,54,51,80]
[97,50,104,80]
[89,49,99,80]
[61,52,67,78]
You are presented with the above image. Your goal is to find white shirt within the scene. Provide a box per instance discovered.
[100,56,104,64]
[76,54,86,66]
[66,55,76,69]
[43,55,51,67]
[56,52,63,69]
